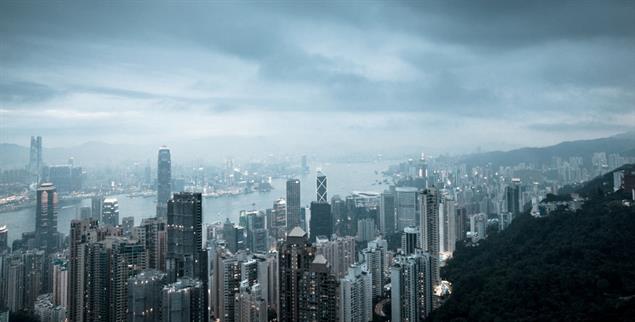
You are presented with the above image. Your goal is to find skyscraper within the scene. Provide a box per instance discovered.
[157,146,172,218]
[29,136,42,178]
[278,227,315,322]
[395,187,419,230]
[401,226,419,255]
[0,225,8,253]
[391,250,433,322]
[362,238,387,303]
[316,171,327,203]
[235,282,267,322]
[309,201,332,242]
[101,198,119,227]
[506,178,522,217]
[298,255,339,322]
[420,188,440,286]
[339,264,372,322]
[161,278,206,322]
[167,192,203,281]
[127,270,167,322]
[35,183,58,253]
[68,219,98,322]
[379,191,396,235]
[315,235,356,278]
[285,179,301,230]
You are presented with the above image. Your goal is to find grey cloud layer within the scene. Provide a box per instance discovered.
[1,1,634,153]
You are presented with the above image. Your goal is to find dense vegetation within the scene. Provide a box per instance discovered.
[429,186,635,321]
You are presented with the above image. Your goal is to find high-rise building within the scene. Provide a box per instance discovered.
[278,227,315,322]
[315,235,356,278]
[391,250,433,322]
[235,282,267,322]
[91,196,103,222]
[51,257,68,308]
[506,178,522,217]
[157,146,172,218]
[136,217,167,271]
[401,226,419,255]
[339,264,372,322]
[29,136,43,178]
[395,187,419,231]
[272,198,287,239]
[285,179,301,230]
[34,293,66,322]
[101,198,119,227]
[161,277,206,322]
[122,216,135,236]
[420,188,440,285]
[440,195,458,254]
[167,192,203,281]
[362,238,387,302]
[356,218,376,242]
[316,171,327,203]
[0,225,8,253]
[379,191,396,235]
[241,211,268,253]
[298,255,339,321]
[469,213,487,242]
[68,219,99,322]
[309,201,332,242]
[36,183,58,253]
[127,270,167,322]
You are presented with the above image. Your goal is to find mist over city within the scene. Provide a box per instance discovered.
[1,1,635,322]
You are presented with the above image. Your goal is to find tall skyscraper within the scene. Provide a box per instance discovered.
[420,188,440,285]
[506,178,522,217]
[298,255,339,322]
[301,155,309,174]
[362,238,387,303]
[167,192,203,281]
[401,226,419,255]
[391,250,433,322]
[101,198,119,227]
[315,235,356,278]
[35,183,58,254]
[339,264,373,322]
[278,227,315,322]
[235,282,267,322]
[309,201,332,242]
[395,187,419,230]
[272,198,287,239]
[379,191,396,235]
[127,270,167,322]
[285,179,301,231]
[316,171,327,203]
[161,278,206,322]
[157,146,172,218]
[0,225,8,253]
[136,217,167,271]
[68,219,99,322]
[29,136,43,178]
[91,196,103,222]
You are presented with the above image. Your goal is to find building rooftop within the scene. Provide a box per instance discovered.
[288,226,306,238]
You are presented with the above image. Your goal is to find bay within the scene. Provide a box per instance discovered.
[0,161,393,244]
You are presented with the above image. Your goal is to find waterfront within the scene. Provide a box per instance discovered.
[0,161,394,244]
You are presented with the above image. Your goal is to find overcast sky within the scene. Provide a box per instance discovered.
[1,1,634,157]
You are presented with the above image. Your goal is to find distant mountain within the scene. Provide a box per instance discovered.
[0,143,29,169]
[460,132,635,167]
[428,168,635,321]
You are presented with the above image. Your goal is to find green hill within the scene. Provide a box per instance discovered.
[428,176,635,321]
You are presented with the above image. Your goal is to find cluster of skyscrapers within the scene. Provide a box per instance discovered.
[3,143,613,322]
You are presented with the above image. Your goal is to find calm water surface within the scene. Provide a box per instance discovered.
[0,161,394,244]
